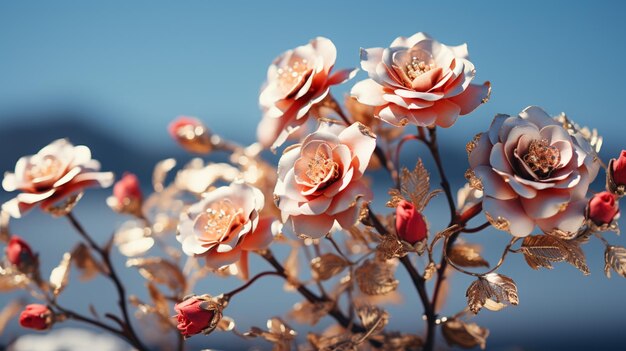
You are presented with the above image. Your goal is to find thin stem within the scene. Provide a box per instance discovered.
[425,127,456,222]
[442,236,520,277]
[52,302,124,337]
[462,221,491,233]
[326,236,351,263]
[224,271,283,300]
[66,212,148,351]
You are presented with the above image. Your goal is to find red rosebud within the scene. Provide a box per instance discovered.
[168,116,213,154]
[6,235,35,267]
[612,150,626,186]
[588,191,619,226]
[19,304,52,330]
[174,297,215,337]
[395,200,428,244]
[113,173,142,204]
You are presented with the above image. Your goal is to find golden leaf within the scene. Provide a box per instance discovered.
[356,305,388,333]
[126,257,185,292]
[283,245,300,291]
[146,282,169,319]
[216,316,235,332]
[49,253,72,296]
[423,262,436,281]
[370,332,423,351]
[449,244,489,268]
[521,235,590,275]
[71,243,104,281]
[0,210,9,243]
[604,246,626,278]
[152,158,177,192]
[0,299,25,336]
[0,267,29,292]
[289,300,334,325]
[355,259,399,296]
[376,234,407,260]
[307,332,358,351]
[464,169,483,191]
[114,220,155,257]
[466,133,482,157]
[386,159,440,211]
[311,253,350,281]
[442,318,489,350]
[466,273,519,314]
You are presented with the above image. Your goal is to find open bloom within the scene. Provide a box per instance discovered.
[174,296,221,338]
[2,139,114,218]
[258,37,357,150]
[468,106,600,237]
[351,32,490,128]
[274,121,376,238]
[588,191,619,226]
[19,304,53,330]
[177,182,276,279]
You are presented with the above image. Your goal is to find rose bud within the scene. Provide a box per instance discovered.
[588,191,620,226]
[395,200,428,245]
[609,150,626,196]
[168,116,213,154]
[107,173,143,217]
[6,235,36,268]
[174,296,222,338]
[19,304,53,330]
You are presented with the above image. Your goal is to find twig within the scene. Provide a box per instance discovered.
[223,271,283,300]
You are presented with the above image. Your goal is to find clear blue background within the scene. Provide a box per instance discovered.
[1,1,626,350]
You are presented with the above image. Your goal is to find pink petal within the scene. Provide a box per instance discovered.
[448,82,491,115]
[351,79,387,106]
[483,197,535,237]
[520,188,571,219]
[327,68,358,86]
[337,123,376,175]
[204,246,242,270]
[290,213,334,239]
[433,100,461,128]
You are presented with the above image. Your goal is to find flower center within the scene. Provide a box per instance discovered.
[523,139,561,178]
[25,155,62,182]
[306,149,339,185]
[200,200,241,241]
[402,48,436,81]
[277,57,310,95]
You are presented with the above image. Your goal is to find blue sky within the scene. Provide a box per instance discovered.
[1,1,626,350]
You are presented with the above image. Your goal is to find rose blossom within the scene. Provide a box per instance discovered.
[19,304,52,330]
[611,150,626,187]
[168,116,213,154]
[351,32,490,128]
[6,235,35,267]
[177,182,276,279]
[588,191,619,226]
[174,296,220,338]
[274,121,376,238]
[2,139,114,218]
[395,200,427,244]
[468,106,600,237]
[257,37,357,150]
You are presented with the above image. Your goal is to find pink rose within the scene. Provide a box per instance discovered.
[176,182,276,279]
[168,116,213,154]
[395,200,428,244]
[274,121,376,238]
[6,235,35,267]
[468,106,600,237]
[2,139,114,218]
[19,304,52,330]
[174,296,218,338]
[612,150,626,186]
[588,191,619,226]
[351,32,490,128]
[113,173,142,203]
[257,37,357,150]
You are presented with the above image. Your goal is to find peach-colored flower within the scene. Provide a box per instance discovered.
[176,181,277,279]
[274,121,376,238]
[468,106,600,237]
[258,37,357,150]
[2,139,114,218]
[351,32,490,128]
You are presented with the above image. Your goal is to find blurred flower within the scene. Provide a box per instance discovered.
[19,304,52,330]
[177,182,276,279]
[6,235,35,268]
[274,121,376,238]
[588,191,619,226]
[1,139,113,218]
[468,106,600,237]
[107,173,143,217]
[9,328,128,351]
[174,295,222,338]
[351,32,490,128]
[257,37,357,150]
[168,116,213,154]
[457,182,483,213]
[395,200,427,244]
[609,150,626,196]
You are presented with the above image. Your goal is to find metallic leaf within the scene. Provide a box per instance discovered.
[386,159,438,211]
[355,259,399,296]
[604,245,626,278]
[449,244,489,268]
[311,253,349,281]
[0,266,29,292]
[288,300,333,326]
[521,235,590,275]
[152,158,176,192]
[126,257,185,292]
[71,243,104,281]
[466,273,519,314]
[49,253,72,296]
[442,318,489,350]
[356,305,388,333]
[147,282,169,319]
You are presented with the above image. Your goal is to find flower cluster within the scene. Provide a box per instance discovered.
[1,31,624,351]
